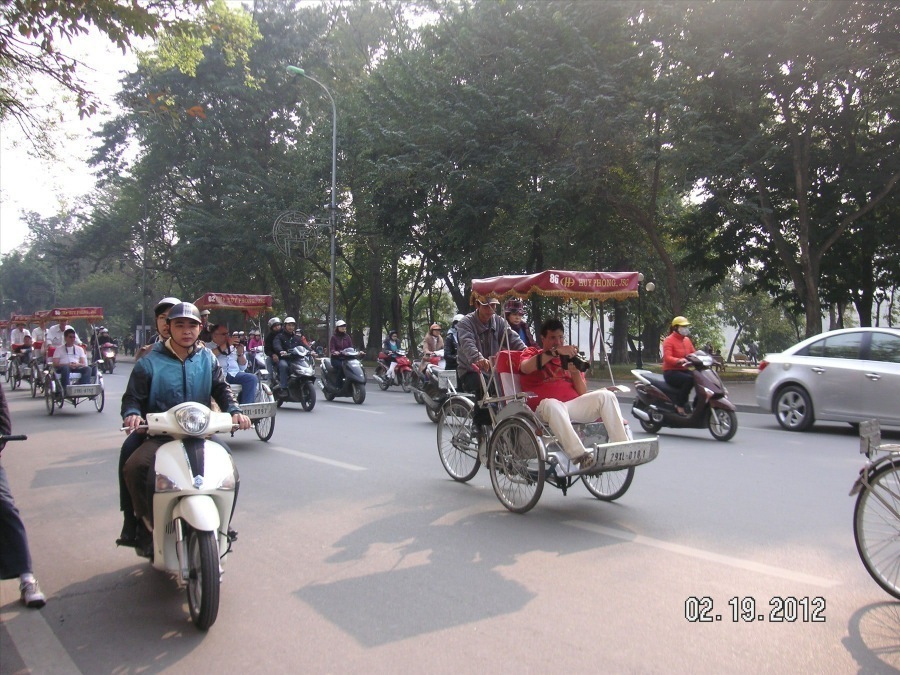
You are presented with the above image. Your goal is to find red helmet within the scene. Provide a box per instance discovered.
[504,298,524,314]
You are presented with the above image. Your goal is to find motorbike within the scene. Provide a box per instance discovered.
[318,347,367,404]
[630,351,738,441]
[274,345,317,411]
[127,402,239,630]
[412,350,449,423]
[373,349,414,392]
[100,342,118,374]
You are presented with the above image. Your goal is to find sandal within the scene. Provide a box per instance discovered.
[575,451,597,471]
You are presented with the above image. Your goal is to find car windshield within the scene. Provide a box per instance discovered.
[869,332,900,363]
[800,332,862,359]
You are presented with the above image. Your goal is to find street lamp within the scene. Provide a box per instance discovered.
[636,275,656,369]
[286,65,337,338]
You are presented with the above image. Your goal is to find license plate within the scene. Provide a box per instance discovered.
[597,439,659,469]
[241,403,276,419]
[65,384,101,397]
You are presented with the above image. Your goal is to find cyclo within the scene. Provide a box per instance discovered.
[437,270,660,513]
[41,307,106,415]
[193,293,277,441]
[5,313,37,391]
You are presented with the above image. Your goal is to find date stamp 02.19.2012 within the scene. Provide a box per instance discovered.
[685,596,826,623]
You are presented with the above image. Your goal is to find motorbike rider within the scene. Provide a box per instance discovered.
[137,296,180,361]
[119,302,250,549]
[457,297,525,427]
[444,313,463,371]
[272,317,306,396]
[519,318,629,470]
[380,330,403,382]
[209,323,258,405]
[504,299,535,347]
[91,326,115,363]
[421,323,444,373]
[663,316,696,415]
[329,320,354,385]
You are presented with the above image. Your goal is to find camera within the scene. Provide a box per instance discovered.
[560,352,590,372]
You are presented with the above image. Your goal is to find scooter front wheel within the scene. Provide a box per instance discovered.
[186,527,220,631]
[351,382,366,404]
[708,407,738,441]
[400,370,412,393]
[300,381,316,411]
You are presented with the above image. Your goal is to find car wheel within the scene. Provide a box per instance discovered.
[774,385,814,432]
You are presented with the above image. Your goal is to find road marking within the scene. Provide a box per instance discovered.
[565,521,841,588]
[1,584,82,674]
[319,402,384,415]
[268,445,367,471]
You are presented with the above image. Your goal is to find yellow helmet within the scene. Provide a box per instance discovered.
[671,316,690,328]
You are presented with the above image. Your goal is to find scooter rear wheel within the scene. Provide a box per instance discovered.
[186,527,220,630]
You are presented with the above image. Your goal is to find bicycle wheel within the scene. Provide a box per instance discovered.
[582,467,635,501]
[488,417,544,513]
[854,461,900,599]
[437,396,480,482]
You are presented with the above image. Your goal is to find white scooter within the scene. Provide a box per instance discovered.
[133,402,239,630]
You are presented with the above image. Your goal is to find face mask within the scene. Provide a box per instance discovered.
[677,326,691,336]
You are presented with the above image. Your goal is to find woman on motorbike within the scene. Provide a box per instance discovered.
[420,323,444,373]
[381,330,402,381]
[504,299,535,347]
[663,316,695,415]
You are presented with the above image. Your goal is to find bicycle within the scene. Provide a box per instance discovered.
[851,419,900,600]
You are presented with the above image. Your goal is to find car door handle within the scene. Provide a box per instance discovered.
[864,372,881,381]
[810,367,825,374]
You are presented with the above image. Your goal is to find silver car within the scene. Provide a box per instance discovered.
[755,327,900,431]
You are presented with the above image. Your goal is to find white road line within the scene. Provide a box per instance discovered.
[565,521,841,588]
[320,402,384,415]
[268,445,367,471]
[1,584,82,675]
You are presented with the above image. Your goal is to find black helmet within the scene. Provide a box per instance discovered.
[166,302,202,324]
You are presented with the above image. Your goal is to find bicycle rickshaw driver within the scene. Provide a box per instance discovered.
[519,317,630,470]
[456,297,525,431]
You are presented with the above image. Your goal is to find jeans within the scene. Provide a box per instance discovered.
[227,372,258,404]
[59,364,93,387]
[0,462,33,579]
[278,360,290,389]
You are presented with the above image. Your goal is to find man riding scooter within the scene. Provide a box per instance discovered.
[329,320,353,386]
[118,302,251,550]
[272,317,305,399]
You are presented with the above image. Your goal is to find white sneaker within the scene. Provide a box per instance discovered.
[20,579,46,608]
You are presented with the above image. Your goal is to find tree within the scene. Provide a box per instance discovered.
[0,0,207,150]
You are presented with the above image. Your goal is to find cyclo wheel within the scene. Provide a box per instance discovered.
[30,370,39,398]
[44,377,55,415]
[254,385,275,442]
[437,396,480,482]
[582,467,635,501]
[94,387,105,412]
[185,526,221,630]
[853,460,900,600]
[488,417,544,513]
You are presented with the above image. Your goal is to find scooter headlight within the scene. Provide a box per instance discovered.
[216,473,237,490]
[155,472,182,493]
[175,406,209,434]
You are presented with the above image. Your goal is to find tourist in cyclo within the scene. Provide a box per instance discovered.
[52,328,95,388]
[503,298,536,347]
[519,318,630,471]
[208,323,258,405]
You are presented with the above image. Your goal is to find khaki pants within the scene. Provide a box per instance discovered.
[535,390,628,460]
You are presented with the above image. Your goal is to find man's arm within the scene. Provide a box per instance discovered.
[121,360,151,420]
[456,316,487,370]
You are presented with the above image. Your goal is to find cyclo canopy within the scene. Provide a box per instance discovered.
[470,270,639,303]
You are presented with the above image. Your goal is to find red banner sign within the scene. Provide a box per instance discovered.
[194,293,273,317]
[48,307,104,321]
[471,270,640,303]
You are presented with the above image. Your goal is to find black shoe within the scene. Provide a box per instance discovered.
[116,513,138,547]
[134,520,153,558]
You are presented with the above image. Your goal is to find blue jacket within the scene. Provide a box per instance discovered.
[121,341,240,419]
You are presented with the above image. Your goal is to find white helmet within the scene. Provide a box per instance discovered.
[268,317,282,327]
[452,313,464,323]
[283,316,296,324]
[335,320,347,328]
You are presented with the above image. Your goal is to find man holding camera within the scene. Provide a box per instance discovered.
[519,318,629,470]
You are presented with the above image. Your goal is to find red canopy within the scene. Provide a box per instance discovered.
[9,314,31,323]
[471,270,640,303]
[194,293,273,317]
[48,307,104,322]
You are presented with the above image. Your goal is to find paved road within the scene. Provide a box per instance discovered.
[1,364,898,673]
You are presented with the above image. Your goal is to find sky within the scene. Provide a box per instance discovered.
[0,32,139,256]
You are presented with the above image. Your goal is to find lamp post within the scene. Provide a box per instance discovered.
[636,275,656,369]
[286,65,337,338]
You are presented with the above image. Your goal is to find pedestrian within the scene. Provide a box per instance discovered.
[0,387,47,608]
